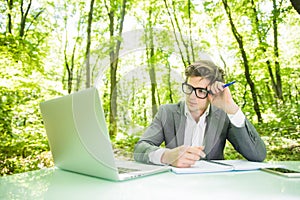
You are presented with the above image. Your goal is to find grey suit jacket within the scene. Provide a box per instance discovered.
[134,101,266,164]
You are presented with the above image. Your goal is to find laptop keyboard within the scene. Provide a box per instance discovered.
[117,167,141,174]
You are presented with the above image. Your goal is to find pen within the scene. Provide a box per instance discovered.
[200,156,233,167]
[205,159,233,167]
[222,80,236,88]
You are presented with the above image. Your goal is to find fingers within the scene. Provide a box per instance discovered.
[183,150,201,161]
[186,146,206,158]
[175,159,196,168]
[173,146,206,168]
[162,145,207,168]
[208,81,224,95]
[208,82,234,109]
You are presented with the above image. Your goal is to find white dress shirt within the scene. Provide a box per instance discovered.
[148,102,245,165]
[184,103,209,147]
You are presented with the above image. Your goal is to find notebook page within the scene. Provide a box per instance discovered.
[215,160,284,171]
[171,160,234,174]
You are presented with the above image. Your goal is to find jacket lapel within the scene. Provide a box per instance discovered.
[203,106,225,155]
[174,101,186,146]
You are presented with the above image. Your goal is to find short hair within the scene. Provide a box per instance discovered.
[185,60,225,84]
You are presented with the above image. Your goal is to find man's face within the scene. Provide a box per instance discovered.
[185,76,210,113]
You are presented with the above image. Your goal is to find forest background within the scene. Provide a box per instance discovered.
[0,0,299,176]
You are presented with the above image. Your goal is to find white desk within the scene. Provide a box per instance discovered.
[0,161,300,200]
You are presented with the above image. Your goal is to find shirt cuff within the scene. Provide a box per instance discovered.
[149,148,167,165]
[227,108,245,127]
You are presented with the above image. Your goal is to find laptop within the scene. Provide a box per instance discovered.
[39,87,169,181]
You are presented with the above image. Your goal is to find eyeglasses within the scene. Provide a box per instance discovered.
[182,82,211,99]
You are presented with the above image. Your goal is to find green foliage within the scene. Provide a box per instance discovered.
[0,132,53,176]
[225,102,300,161]
[0,19,60,176]
[0,78,57,176]
[112,134,140,160]
[256,103,300,161]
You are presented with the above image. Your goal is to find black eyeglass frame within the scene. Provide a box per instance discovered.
[181,82,212,99]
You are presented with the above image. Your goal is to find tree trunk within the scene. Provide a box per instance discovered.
[85,0,95,88]
[163,0,188,67]
[63,3,81,94]
[272,0,283,100]
[146,4,158,118]
[171,1,191,66]
[187,0,195,62]
[19,0,32,37]
[148,49,158,117]
[6,0,13,34]
[63,12,72,94]
[105,0,127,138]
[167,61,173,103]
[251,0,278,101]
[222,0,262,123]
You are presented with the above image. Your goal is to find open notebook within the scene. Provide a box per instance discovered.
[171,160,284,174]
[40,87,169,181]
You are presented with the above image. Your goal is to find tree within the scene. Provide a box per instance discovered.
[62,2,84,93]
[104,0,128,137]
[85,0,96,88]
[19,0,32,37]
[163,0,195,67]
[270,0,283,100]
[248,0,282,103]
[6,0,13,34]
[222,0,262,123]
[145,0,158,117]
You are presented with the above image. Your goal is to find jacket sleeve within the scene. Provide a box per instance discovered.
[227,118,267,162]
[133,106,167,164]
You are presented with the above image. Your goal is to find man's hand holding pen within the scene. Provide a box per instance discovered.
[161,145,206,168]
[208,81,239,115]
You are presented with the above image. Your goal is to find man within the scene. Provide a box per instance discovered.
[134,60,266,168]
